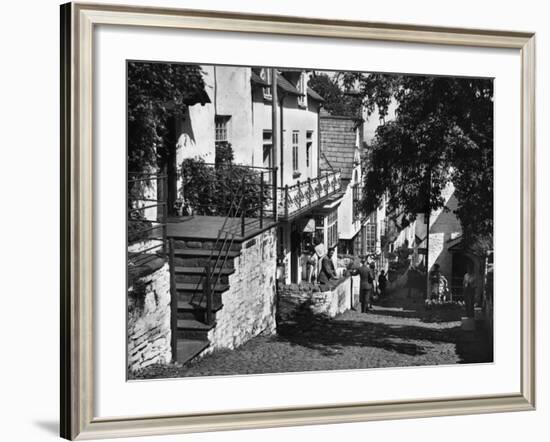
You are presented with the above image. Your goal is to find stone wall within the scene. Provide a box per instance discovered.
[127,262,172,373]
[278,277,353,322]
[205,227,277,352]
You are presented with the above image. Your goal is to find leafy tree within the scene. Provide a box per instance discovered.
[308,73,361,117]
[127,61,207,174]
[342,73,493,249]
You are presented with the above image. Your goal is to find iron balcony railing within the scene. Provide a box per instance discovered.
[127,172,168,267]
[277,170,342,220]
[181,162,278,238]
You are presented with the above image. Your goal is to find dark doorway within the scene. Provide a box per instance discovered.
[166,116,178,216]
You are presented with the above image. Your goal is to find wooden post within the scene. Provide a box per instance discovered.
[296,179,301,209]
[284,184,289,219]
[260,172,264,229]
[273,167,278,222]
[425,171,432,300]
[307,177,312,207]
[241,176,246,237]
[168,238,177,362]
[271,68,280,193]
[204,261,212,325]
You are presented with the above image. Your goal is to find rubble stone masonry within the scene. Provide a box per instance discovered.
[127,263,172,373]
[205,227,278,352]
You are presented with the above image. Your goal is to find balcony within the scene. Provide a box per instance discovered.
[277,170,342,220]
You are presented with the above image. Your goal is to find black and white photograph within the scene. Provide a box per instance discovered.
[127,61,494,380]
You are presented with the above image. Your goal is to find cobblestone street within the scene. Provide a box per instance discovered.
[135,287,493,379]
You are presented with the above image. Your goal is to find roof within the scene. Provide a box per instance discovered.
[276,74,301,96]
[250,71,302,96]
[250,70,269,86]
[307,87,325,102]
[319,116,359,181]
[447,235,493,256]
[165,89,211,109]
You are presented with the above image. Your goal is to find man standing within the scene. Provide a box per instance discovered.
[318,247,337,286]
[378,269,387,298]
[351,258,373,313]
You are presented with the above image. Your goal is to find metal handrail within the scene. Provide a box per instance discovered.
[127,173,168,267]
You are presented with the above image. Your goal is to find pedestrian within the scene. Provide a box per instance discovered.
[463,265,476,318]
[313,237,326,282]
[350,258,373,313]
[305,248,317,283]
[378,269,387,298]
[369,262,378,302]
[427,263,442,307]
[318,247,337,287]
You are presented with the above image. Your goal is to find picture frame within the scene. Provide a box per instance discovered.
[60,2,536,440]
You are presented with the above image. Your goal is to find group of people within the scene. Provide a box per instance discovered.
[427,263,478,317]
[304,246,387,314]
[349,258,387,313]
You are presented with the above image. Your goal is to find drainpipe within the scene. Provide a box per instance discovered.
[317,109,321,177]
[271,68,279,186]
[279,94,285,186]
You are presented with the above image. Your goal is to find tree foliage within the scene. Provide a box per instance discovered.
[308,73,361,117]
[181,144,271,218]
[342,73,493,248]
[127,61,207,173]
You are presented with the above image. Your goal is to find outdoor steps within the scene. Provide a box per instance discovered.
[175,282,230,292]
[175,267,234,284]
[176,319,215,340]
[176,339,210,365]
[173,248,239,268]
[171,237,243,364]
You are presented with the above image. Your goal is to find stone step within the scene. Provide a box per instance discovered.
[176,339,210,365]
[174,248,240,258]
[174,266,233,284]
[177,291,222,306]
[178,300,223,312]
[177,318,215,331]
[173,255,236,269]
[175,282,229,293]
[174,266,234,275]
[172,239,242,252]
[176,318,215,340]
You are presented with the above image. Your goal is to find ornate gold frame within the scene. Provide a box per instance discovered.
[60,2,536,439]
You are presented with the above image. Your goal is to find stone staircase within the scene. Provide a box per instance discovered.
[171,239,242,364]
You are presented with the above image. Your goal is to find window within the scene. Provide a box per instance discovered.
[262,130,273,182]
[297,73,307,107]
[292,131,299,174]
[327,210,338,249]
[365,222,377,253]
[314,215,325,245]
[215,115,230,144]
[306,131,313,168]
[260,68,272,99]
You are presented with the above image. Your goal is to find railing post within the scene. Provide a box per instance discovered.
[285,184,289,219]
[162,175,168,254]
[204,261,213,325]
[296,179,301,209]
[307,177,312,207]
[168,238,177,362]
[260,172,264,229]
[241,175,246,237]
[272,167,278,222]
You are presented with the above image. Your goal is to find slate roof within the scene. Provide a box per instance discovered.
[319,115,359,181]
[250,70,269,86]
[307,87,325,102]
[250,70,302,96]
